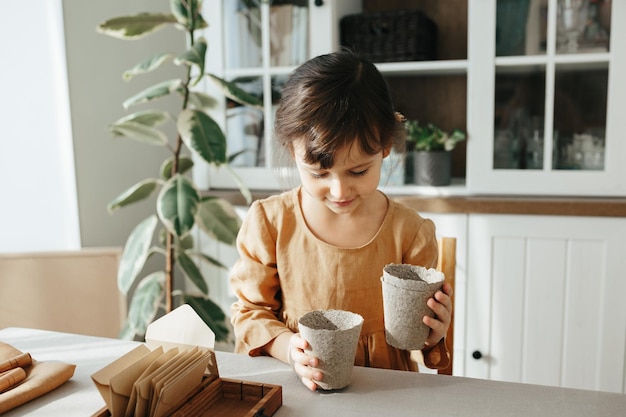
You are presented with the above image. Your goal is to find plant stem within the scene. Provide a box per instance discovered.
[164,23,196,313]
[165,231,174,312]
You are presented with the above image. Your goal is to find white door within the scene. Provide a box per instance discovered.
[466,214,626,393]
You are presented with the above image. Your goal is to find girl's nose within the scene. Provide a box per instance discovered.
[329,177,350,200]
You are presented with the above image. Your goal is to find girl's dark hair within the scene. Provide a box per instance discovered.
[274,48,405,169]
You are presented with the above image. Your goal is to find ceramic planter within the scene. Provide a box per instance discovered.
[413,150,452,186]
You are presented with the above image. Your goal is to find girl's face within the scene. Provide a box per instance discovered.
[293,139,387,215]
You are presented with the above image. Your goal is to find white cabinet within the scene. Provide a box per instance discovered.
[467,0,626,196]
[201,1,625,197]
[198,0,469,190]
[465,214,626,393]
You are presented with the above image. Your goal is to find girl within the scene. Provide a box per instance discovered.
[229,48,453,391]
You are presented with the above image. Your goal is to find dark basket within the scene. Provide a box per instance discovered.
[340,10,438,63]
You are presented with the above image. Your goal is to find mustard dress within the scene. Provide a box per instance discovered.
[229,187,449,371]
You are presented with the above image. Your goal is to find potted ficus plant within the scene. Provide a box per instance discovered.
[405,119,466,186]
[97,0,262,342]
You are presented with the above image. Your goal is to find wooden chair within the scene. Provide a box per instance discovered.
[437,237,457,375]
[0,248,126,338]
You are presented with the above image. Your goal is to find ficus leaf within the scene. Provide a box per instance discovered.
[97,13,178,40]
[107,178,160,213]
[123,79,183,109]
[123,52,174,81]
[187,91,218,110]
[184,295,230,342]
[170,0,207,30]
[156,174,200,238]
[118,321,135,340]
[177,109,227,165]
[179,234,195,251]
[174,37,207,85]
[177,251,208,295]
[109,121,168,146]
[185,250,228,269]
[160,156,194,179]
[157,228,167,246]
[112,109,170,127]
[224,164,252,205]
[207,74,263,109]
[195,197,242,245]
[125,271,165,337]
[118,215,158,294]
[228,149,250,164]
[156,227,194,250]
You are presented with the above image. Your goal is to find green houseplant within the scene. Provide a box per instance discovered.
[405,120,466,186]
[97,0,262,342]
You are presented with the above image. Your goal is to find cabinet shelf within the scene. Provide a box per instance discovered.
[495,53,610,71]
[376,59,468,76]
[224,59,470,79]
[224,67,295,78]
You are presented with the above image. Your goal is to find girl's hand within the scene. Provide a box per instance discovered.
[422,282,453,348]
[288,333,323,391]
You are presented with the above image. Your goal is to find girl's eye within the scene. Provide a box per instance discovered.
[351,169,368,177]
[310,172,327,179]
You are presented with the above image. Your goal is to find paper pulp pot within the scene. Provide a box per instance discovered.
[298,309,364,390]
[381,264,444,350]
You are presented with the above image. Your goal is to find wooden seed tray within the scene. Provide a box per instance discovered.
[92,375,282,417]
[169,374,282,417]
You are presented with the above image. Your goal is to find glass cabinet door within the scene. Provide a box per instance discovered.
[218,1,311,190]
[494,0,609,172]
[197,0,362,190]
[468,0,626,196]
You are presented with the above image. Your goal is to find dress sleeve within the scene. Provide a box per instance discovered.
[422,338,451,369]
[403,215,438,269]
[229,201,292,356]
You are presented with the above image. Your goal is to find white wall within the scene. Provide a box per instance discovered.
[0,1,185,252]
[63,0,184,248]
[0,1,80,251]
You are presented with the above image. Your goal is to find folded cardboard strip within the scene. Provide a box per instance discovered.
[91,304,281,417]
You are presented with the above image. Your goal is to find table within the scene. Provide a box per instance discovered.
[1,327,625,416]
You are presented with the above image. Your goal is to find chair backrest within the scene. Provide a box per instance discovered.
[437,237,457,375]
[0,248,125,338]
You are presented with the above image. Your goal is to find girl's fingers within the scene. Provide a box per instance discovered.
[301,376,319,391]
[423,289,453,344]
[290,333,307,348]
[442,282,454,297]
[434,290,452,311]
[294,361,322,381]
[290,333,323,390]
[294,362,323,390]
[427,297,450,325]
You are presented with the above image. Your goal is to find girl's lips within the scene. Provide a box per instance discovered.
[329,199,354,207]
